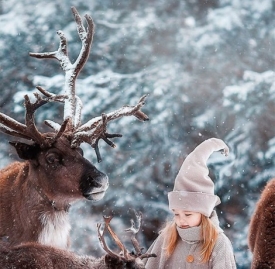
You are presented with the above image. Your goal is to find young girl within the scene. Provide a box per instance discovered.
[144,138,236,268]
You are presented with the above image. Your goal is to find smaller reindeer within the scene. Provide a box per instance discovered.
[97,212,157,269]
[248,178,275,268]
[0,213,156,269]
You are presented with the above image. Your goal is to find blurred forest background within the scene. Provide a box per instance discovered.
[0,0,274,267]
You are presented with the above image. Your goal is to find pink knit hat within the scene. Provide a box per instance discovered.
[168,138,229,217]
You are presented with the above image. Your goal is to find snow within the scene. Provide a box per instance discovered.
[0,10,26,36]
[207,6,243,31]
[33,75,64,92]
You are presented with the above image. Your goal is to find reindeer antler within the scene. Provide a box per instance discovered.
[0,87,68,148]
[29,6,93,129]
[125,211,144,256]
[29,6,149,161]
[71,94,149,162]
[0,6,149,159]
[97,214,156,268]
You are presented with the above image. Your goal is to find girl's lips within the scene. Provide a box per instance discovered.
[180,225,190,229]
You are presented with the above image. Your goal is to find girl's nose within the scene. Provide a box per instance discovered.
[180,218,188,226]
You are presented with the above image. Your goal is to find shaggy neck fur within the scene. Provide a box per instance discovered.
[38,211,71,249]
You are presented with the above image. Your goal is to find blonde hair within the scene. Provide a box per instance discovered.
[162,214,219,263]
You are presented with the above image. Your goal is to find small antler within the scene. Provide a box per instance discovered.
[125,211,143,256]
[97,215,156,269]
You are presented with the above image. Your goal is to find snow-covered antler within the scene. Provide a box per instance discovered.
[0,86,68,148]
[29,6,149,161]
[71,94,149,162]
[97,214,156,268]
[125,211,144,257]
[29,6,93,130]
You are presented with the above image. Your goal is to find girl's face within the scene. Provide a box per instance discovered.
[172,209,202,229]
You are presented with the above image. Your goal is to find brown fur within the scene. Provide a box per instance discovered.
[248,178,275,268]
[0,242,109,269]
[0,162,44,245]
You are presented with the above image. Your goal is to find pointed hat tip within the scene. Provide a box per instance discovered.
[207,138,229,156]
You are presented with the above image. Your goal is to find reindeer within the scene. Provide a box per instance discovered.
[248,178,275,268]
[0,6,153,268]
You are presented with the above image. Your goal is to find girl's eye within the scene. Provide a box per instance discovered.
[185,214,191,217]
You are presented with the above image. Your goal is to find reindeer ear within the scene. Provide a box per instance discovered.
[9,141,41,160]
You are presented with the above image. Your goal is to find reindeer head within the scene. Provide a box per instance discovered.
[10,137,108,203]
[0,7,148,206]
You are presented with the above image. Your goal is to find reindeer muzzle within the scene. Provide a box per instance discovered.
[80,173,109,201]
[86,183,109,201]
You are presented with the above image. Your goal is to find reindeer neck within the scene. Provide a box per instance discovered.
[37,210,71,249]
[29,180,71,212]
[24,176,71,249]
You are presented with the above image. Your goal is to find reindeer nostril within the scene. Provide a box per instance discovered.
[93,180,102,188]
[86,176,102,188]
[80,175,103,194]
[87,176,102,188]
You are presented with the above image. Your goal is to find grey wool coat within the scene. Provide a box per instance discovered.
[144,211,236,269]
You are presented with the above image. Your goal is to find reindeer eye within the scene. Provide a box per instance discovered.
[46,152,60,164]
